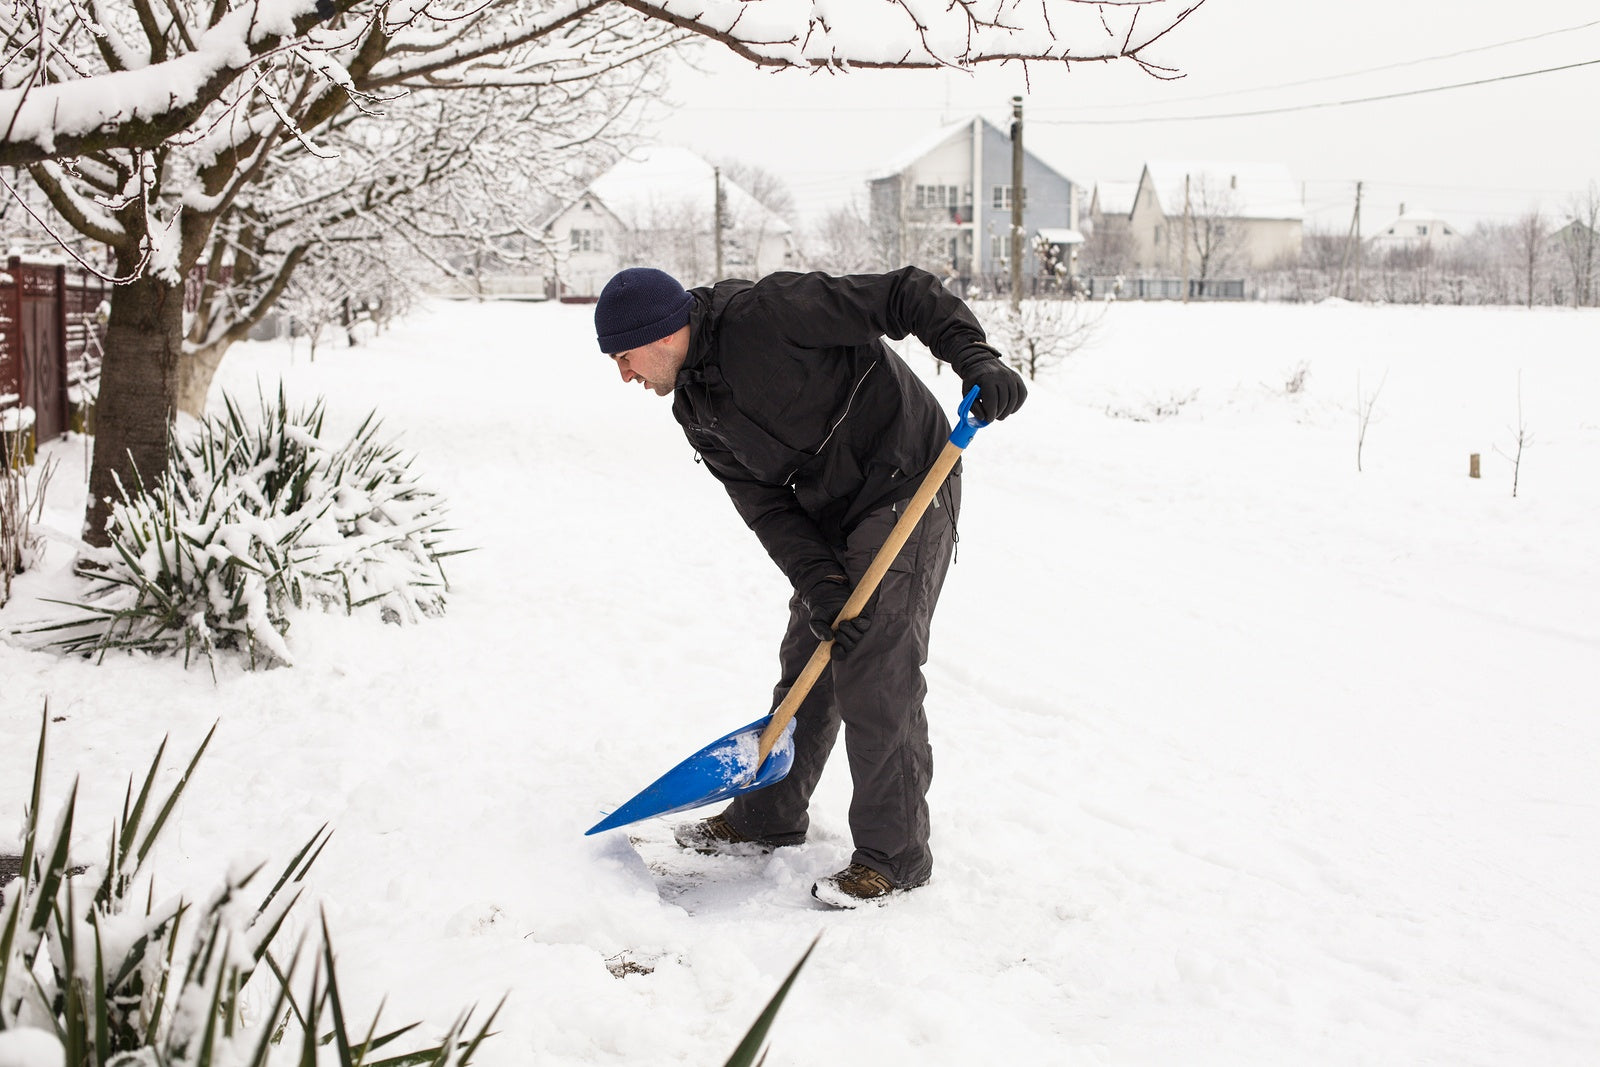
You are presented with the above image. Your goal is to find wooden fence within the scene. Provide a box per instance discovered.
[0,257,109,454]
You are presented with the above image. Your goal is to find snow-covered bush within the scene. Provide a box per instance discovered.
[0,709,497,1067]
[41,391,460,669]
[971,297,1106,381]
[1,425,56,609]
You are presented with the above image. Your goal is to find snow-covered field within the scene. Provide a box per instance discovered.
[3,296,1598,1065]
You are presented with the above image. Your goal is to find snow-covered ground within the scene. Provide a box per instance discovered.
[3,296,1598,1065]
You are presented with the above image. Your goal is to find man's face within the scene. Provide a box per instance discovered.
[610,328,688,397]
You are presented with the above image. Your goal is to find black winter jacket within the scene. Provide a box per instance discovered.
[670,267,1000,595]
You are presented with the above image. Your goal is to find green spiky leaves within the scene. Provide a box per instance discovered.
[37,389,461,671]
[0,709,494,1067]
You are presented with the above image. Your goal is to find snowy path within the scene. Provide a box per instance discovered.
[3,298,1598,1065]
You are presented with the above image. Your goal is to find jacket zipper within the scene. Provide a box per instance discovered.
[783,362,876,485]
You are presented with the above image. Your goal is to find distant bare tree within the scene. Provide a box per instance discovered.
[879,173,963,278]
[973,297,1105,381]
[1300,226,1348,275]
[1185,175,1248,291]
[1079,219,1134,277]
[718,161,797,222]
[806,202,879,275]
[1556,183,1598,307]
[617,201,714,287]
[1515,210,1547,309]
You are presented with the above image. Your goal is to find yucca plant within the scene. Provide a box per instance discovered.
[1,424,56,609]
[0,706,497,1067]
[721,935,818,1067]
[33,389,462,670]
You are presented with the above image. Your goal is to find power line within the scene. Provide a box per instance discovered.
[1032,57,1600,125]
[1034,18,1600,113]
[670,21,1600,119]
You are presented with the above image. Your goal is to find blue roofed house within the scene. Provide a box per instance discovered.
[867,116,1080,295]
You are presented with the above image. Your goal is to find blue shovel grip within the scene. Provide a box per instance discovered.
[948,385,989,449]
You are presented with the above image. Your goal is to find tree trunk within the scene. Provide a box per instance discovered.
[85,272,185,546]
[177,339,230,418]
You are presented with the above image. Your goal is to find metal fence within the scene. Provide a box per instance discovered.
[954,272,1248,301]
[1081,276,1247,301]
[0,257,109,448]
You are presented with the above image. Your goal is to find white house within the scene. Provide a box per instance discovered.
[542,145,796,299]
[1087,180,1138,233]
[1368,208,1464,255]
[867,116,1079,292]
[1126,161,1303,274]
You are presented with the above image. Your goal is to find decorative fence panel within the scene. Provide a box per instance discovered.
[0,257,109,450]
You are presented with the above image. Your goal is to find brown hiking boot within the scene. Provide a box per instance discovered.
[810,863,925,908]
[672,814,805,855]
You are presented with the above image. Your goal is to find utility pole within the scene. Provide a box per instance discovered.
[713,166,725,279]
[1010,95,1024,313]
[1335,180,1363,300]
[1181,173,1191,304]
[1352,179,1363,299]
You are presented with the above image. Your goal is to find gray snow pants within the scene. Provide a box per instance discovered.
[724,472,960,887]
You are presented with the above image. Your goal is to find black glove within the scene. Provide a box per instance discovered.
[803,577,870,655]
[961,356,1028,423]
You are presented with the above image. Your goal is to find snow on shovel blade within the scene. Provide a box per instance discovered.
[584,717,796,835]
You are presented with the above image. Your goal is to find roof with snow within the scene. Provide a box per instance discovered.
[1377,208,1458,227]
[1090,181,1138,217]
[1140,161,1303,221]
[585,145,791,234]
[867,115,1074,185]
[867,119,973,182]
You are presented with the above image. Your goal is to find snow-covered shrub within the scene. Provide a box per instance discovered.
[1,426,56,609]
[0,709,498,1067]
[41,391,459,669]
[971,297,1106,381]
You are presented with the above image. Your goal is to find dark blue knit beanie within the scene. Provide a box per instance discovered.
[594,268,693,354]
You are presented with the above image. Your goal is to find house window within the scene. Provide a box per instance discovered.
[571,228,601,253]
[1417,225,1429,236]
[916,184,961,209]
[991,186,1027,210]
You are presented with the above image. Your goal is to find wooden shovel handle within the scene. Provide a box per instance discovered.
[752,438,965,771]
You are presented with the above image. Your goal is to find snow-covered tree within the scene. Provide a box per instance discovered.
[177,70,650,412]
[0,0,1207,547]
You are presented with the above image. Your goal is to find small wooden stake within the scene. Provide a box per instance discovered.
[1469,453,1481,479]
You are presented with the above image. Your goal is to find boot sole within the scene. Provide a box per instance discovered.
[675,833,807,855]
[810,877,926,909]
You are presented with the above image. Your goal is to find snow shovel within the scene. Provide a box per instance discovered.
[584,386,990,836]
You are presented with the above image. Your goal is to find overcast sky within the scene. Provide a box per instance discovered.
[654,0,1600,234]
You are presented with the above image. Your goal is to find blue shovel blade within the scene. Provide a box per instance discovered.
[585,717,796,835]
